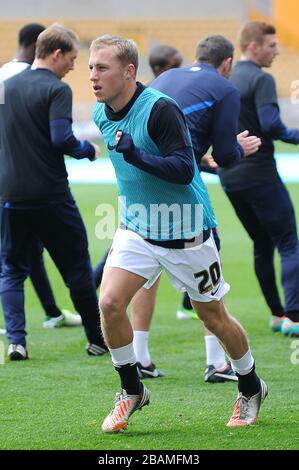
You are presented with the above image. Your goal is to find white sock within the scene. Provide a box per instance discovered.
[230,349,254,375]
[109,342,136,367]
[133,330,151,367]
[204,335,226,369]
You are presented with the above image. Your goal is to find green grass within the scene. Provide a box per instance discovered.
[0,183,299,450]
[275,141,299,154]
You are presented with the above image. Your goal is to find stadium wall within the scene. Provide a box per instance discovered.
[1,1,299,107]
[248,0,274,21]
[0,0,246,19]
[0,17,242,92]
[248,0,299,53]
[274,0,299,53]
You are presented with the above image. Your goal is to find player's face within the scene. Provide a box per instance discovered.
[89,47,132,110]
[56,46,78,78]
[256,34,279,67]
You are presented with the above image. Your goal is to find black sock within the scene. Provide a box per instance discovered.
[114,363,142,395]
[270,303,284,317]
[272,312,284,317]
[183,292,193,310]
[237,364,261,397]
[285,311,299,322]
[45,306,63,318]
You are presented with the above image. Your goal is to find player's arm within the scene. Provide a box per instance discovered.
[50,119,99,160]
[115,99,194,185]
[257,105,299,143]
[49,85,99,160]
[256,74,299,144]
[212,90,261,163]
[211,89,244,167]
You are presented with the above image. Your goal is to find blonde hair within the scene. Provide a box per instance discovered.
[90,35,138,71]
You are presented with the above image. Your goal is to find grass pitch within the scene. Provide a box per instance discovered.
[0,183,298,450]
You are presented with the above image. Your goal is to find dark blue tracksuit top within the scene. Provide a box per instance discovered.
[150,62,243,168]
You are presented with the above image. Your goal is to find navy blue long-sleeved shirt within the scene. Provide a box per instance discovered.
[150,63,244,168]
[50,119,95,160]
[219,60,299,190]
[0,68,95,203]
[257,104,299,143]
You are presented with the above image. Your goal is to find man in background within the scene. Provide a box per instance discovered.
[130,35,260,383]
[0,22,82,330]
[0,24,107,359]
[148,44,183,77]
[218,21,299,337]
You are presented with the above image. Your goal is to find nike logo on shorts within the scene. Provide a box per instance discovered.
[211,285,220,296]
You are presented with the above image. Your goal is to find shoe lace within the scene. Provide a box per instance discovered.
[107,390,127,421]
[232,395,249,420]
[113,390,125,407]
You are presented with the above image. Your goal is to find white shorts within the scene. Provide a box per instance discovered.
[105,228,230,302]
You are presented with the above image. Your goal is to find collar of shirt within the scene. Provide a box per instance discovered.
[237,60,262,69]
[105,82,146,121]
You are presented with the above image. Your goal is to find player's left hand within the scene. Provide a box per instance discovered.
[237,130,261,156]
[201,154,218,169]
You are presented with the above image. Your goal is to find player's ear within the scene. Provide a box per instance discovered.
[225,57,233,75]
[226,57,233,67]
[248,40,258,54]
[52,49,62,61]
[124,64,136,79]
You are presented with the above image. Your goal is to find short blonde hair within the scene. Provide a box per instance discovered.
[90,35,138,71]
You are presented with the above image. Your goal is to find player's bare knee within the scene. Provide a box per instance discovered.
[99,294,124,318]
[200,302,229,331]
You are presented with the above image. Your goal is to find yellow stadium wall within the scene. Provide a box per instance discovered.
[1,15,299,99]
[0,18,241,102]
[0,17,241,65]
[274,0,299,52]
[248,8,272,23]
